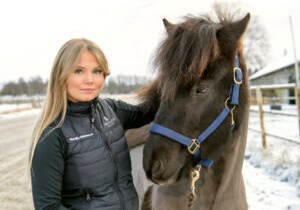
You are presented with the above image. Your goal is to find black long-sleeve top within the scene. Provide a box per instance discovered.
[31,98,154,210]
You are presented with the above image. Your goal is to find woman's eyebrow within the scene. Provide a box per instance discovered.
[76,65,85,69]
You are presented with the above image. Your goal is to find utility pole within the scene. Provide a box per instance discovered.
[289,15,300,141]
[289,16,299,86]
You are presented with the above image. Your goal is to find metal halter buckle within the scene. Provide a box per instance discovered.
[188,139,200,155]
[233,67,243,85]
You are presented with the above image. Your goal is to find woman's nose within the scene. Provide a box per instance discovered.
[84,73,93,83]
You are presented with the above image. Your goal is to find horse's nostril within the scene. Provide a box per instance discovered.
[151,160,164,178]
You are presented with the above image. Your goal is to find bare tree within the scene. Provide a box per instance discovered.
[244,15,270,74]
[27,76,46,95]
[0,76,46,96]
[18,77,28,95]
[102,75,148,94]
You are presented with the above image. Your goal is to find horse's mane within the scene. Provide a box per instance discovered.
[138,10,247,111]
[151,11,241,100]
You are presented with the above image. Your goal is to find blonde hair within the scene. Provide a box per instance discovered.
[29,38,110,168]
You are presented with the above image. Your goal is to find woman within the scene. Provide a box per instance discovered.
[30,38,156,210]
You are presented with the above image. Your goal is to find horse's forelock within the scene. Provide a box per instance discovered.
[154,15,221,100]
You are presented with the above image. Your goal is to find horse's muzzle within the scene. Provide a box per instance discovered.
[145,159,164,183]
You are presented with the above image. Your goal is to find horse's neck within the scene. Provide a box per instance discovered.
[196,121,249,210]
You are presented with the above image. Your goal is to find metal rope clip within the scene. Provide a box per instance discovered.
[225,98,236,129]
[191,165,202,197]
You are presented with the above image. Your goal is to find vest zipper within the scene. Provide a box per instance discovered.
[85,190,91,210]
[100,133,125,210]
[90,103,125,210]
[91,103,95,123]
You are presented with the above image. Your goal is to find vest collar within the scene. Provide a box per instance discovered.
[67,98,98,115]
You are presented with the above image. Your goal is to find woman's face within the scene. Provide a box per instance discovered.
[67,51,105,102]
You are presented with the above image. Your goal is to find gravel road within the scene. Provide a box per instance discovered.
[0,114,38,210]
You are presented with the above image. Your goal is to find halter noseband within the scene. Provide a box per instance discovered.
[149,52,243,169]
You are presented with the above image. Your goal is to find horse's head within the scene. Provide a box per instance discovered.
[143,12,250,185]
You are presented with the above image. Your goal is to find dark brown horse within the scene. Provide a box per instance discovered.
[127,10,251,210]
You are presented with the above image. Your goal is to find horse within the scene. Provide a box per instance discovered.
[126,10,251,210]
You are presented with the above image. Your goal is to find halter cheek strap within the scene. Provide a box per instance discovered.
[149,52,243,168]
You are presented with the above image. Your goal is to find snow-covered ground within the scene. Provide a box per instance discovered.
[244,159,300,210]
[0,103,299,209]
[250,104,299,141]
[246,104,300,209]
[0,95,43,115]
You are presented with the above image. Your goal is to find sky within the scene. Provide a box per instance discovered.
[0,0,299,84]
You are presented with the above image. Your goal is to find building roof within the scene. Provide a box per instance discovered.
[249,57,300,81]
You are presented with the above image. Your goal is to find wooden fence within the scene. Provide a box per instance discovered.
[0,95,44,114]
[250,83,300,148]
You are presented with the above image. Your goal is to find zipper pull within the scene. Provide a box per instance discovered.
[91,103,95,123]
[86,192,91,202]
[91,103,96,123]
[91,103,96,113]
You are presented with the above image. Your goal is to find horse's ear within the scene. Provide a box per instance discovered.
[217,13,250,55]
[163,18,175,35]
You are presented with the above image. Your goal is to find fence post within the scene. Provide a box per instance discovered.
[256,87,267,149]
[296,86,300,141]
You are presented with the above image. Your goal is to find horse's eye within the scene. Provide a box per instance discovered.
[193,85,208,94]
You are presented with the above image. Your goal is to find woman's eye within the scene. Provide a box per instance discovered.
[74,69,83,74]
[194,85,208,94]
[94,68,103,74]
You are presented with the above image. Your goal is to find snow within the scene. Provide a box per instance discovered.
[250,104,299,141]
[0,103,40,119]
[244,160,300,210]
[0,108,41,119]
[0,95,44,118]
[245,104,300,209]
[245,130,300,209]
[1,103,299,209]
[0,103,32,112]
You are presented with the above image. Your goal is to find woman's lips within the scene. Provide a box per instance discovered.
[80,88,94,94]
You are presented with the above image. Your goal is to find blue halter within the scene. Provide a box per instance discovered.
[149,52,243,168]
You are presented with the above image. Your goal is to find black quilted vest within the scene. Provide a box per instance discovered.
[58,99,138,210]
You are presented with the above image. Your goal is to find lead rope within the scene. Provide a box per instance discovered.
[188,165,202,209]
